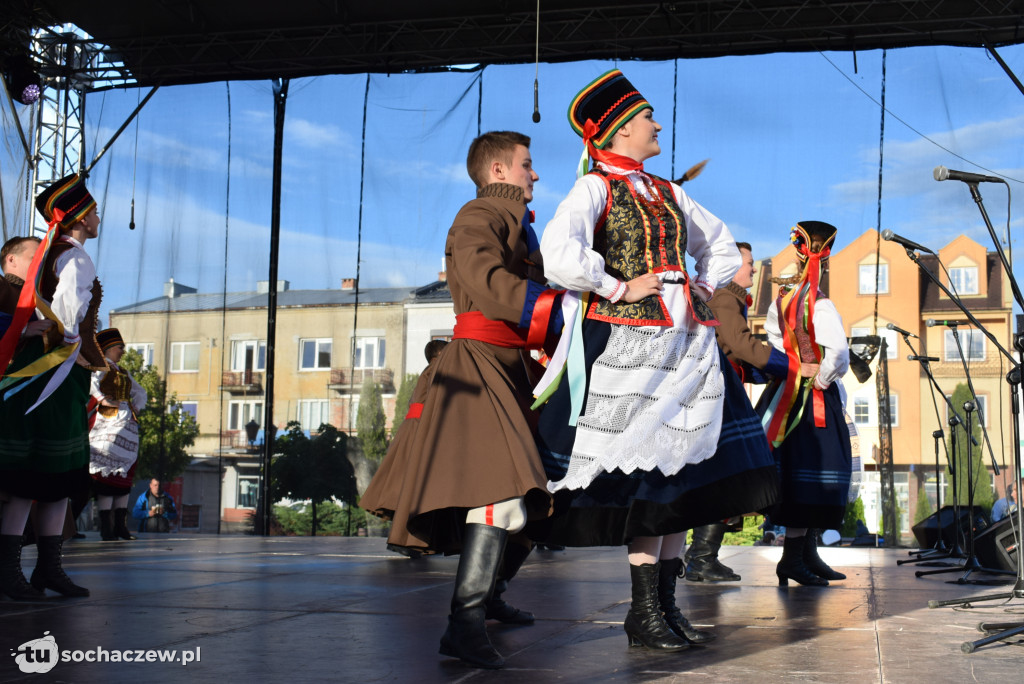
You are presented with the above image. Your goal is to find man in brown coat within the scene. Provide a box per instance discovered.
[684,242,791,582]
[360,131,562,670]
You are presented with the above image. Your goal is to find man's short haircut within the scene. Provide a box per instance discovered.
[424,339,449,363]
[466,131,531,189]
[736,241,752,253]
[1,236,40,268]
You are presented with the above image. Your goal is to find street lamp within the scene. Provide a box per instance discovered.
[244,419,260,453]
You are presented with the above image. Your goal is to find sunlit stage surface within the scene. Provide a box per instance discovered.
[2,535,1022,683]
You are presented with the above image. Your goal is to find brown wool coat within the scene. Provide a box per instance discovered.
[359,183,553,553]
[708,280,775,368]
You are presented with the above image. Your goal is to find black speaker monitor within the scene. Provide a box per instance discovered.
[974,516,1019,572]
[911,505,989,548]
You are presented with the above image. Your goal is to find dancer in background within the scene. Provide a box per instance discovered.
[535,70,778,652]
[758,221,852,586]
[89,328,147,541]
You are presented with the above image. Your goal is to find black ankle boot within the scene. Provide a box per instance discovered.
[684,524,741,582]
[658,557,715,644]
[486,537,534,625]
[624,562,690,652]
[439,523,507,669]
[30,536,89,597]
[0,535,44,600]
[802,530,845,580]
[113,509,137,541]
[99,510,116,541]
[776,534,828,587]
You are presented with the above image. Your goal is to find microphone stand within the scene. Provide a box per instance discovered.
[921,180,1024,652]
[895,335,964,565]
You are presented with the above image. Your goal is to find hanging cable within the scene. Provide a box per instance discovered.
[477,68,483,137]
[671,59,678,180]
[872,49,886,334]
[129,87,140,230]
[216,82,232,535]
[350,74,371,433]
[532,0,541,123]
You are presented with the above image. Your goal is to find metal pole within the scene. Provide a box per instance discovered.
[260,77,288,536]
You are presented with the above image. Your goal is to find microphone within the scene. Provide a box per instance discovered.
[532,80,541,123]
[886,322,918,338]
[907,355,940,362]
[926,319,969,327]
[933,166,1004,184]
[881,229,933,254]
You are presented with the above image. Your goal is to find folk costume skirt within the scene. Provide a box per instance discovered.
[0,339,91,501]
[756,378,852,529]
[531,312,779,547]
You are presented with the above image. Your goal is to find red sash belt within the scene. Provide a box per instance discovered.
[453,312,529,348]
[453,288,560,351]
[405,402,423,420]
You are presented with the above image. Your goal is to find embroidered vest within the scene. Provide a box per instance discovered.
[587,170,714,325]
[41,241,106,368]
[776,285,825,363]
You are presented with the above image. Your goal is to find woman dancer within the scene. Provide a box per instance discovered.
[535,70,778,652]
[758,221,852,586]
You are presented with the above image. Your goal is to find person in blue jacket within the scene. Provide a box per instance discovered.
[132,478,177,532]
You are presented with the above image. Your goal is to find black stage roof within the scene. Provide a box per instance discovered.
[2,1,1024,90]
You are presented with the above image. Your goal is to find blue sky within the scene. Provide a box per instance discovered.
[24,45,1024,323]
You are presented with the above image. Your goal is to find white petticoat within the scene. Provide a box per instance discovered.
[89,404,140,477]
[548,280,724,492]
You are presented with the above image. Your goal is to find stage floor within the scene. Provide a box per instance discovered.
[2,535,1022,683]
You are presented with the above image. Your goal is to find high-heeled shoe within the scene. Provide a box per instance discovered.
[776,535,828,587]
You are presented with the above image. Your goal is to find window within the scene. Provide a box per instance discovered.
[886,394,899,427]
[126,342,154,366]
[298,399,330,431]
[231,340,266,372]
[853,396,871,425]
[179,402,198,421]
[228,400,263,431]
[949,266,979,295]
[237,475,259,509]
[945,394,988,428]
[354,336,386,369]
[170,341,200,372]
[859,263,889,294]
[943,330,985,362]
[300,338,332,370]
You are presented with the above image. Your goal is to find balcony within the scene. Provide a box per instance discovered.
[221,370,263,394]
[328,367,394,392]
[220,430,252,450]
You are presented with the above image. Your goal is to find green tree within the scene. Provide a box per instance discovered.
[944,383,994,511]
[357,377,388,463]
[271,421,357,535]
[840,497,866,538]
[391,373,420,434]
[913,484,933,524]
[119,349,199,482]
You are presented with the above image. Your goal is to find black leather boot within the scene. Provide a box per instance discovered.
[803,530,845,580]
[485,536,534,624]
[623,562,690,652]
[0,535,44,600]
[99,510,116,541]
[439,523,507,669]
[658,557,716,644]
[776,534,828,587]
[113,509,137,541]
[684,524,741,582]
[30,536,90,597]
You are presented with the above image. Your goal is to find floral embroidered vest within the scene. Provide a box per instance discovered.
[587,169,714,326]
